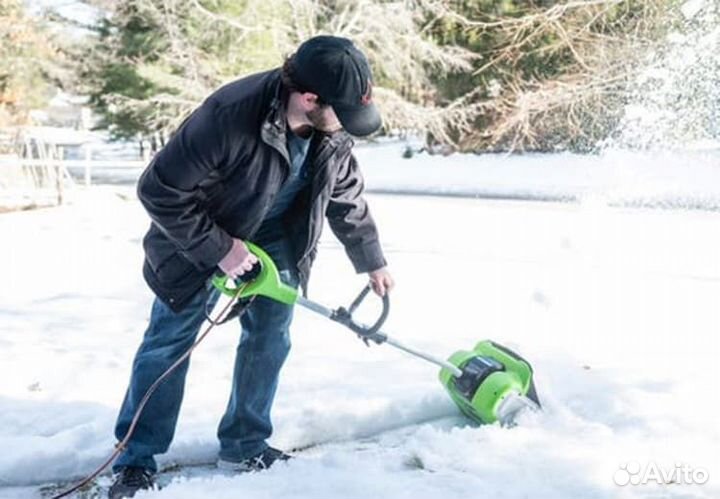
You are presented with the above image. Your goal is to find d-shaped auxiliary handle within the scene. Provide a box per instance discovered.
[330,284,390,345]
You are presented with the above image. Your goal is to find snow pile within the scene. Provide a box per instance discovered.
[1,185,719,498]
[356,142,720,210]
[72,140,720,212]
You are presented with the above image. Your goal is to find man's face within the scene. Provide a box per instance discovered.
[306,100,342,133]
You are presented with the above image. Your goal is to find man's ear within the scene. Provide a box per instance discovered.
[299,92,321,109]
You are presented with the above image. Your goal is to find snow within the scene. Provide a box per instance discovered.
[356,143,720,208]
[72,143,720,209]
[682,0,708,20]
[2,153,720,499]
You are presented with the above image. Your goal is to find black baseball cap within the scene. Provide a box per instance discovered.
[291,36,382,137]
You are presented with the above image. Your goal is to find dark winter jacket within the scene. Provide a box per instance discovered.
[137,68,386,311]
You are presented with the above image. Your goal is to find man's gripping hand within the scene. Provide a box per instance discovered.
[368,267,395,297]
[218,238,259,279]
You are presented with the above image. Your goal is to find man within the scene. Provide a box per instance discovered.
[109,35,394,499]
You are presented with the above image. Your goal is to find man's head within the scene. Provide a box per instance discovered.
[281,36,381,137]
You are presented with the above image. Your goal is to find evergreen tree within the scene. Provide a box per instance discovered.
[69,0,475,146]
[66,0,676,152]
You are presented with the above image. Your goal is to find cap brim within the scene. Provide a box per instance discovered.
[332,102,382,137]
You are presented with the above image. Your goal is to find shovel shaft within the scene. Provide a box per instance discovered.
[296,296,334,317]
[296,296,464,377]
[383,336,464,377]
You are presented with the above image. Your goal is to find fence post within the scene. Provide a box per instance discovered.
[56,146,64,205]
[84,145,92,187]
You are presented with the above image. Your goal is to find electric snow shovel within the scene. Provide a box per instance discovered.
[50,244,543,499]
[213,242,541,426]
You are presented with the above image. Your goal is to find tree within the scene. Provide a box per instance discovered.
[66,0,477,147]
[64,0,678,152]
[0,0,59,127]
[423,0,675,151]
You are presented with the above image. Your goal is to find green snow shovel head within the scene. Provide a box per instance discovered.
[213,242,541,426]
[439,341,541,425]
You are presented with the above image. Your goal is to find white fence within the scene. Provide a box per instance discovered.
[0,155,67,209]
[1,129,148,210]
[19,158,146,186]
[1,156,146,211]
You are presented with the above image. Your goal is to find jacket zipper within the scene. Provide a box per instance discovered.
[250,116,292,241]
[297,136,353,265]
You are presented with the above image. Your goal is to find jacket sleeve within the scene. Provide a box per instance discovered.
[137,100,233,270]
[326,153,387,273]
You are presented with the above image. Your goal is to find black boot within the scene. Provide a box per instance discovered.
[218,447,292,472]
[108,467,155,499]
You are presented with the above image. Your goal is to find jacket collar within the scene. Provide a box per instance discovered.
[260,74,288,150]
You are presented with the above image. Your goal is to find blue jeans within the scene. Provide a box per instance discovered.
[113,239,298,472]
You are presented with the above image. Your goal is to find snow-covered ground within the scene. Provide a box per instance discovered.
[357,143,720,208]
[1,157,720,498]
[70,142,720,209]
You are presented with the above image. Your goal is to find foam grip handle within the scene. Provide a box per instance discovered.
[214,261,263,286]
[237,261,262,283]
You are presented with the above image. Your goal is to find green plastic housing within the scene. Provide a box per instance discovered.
[439,340,534,424]
[211,241,299,305]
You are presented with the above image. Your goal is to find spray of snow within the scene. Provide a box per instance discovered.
[614,1,720,149]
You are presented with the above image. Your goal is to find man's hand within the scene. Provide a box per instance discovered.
[218,238,259,279]
[368,267,395,296]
